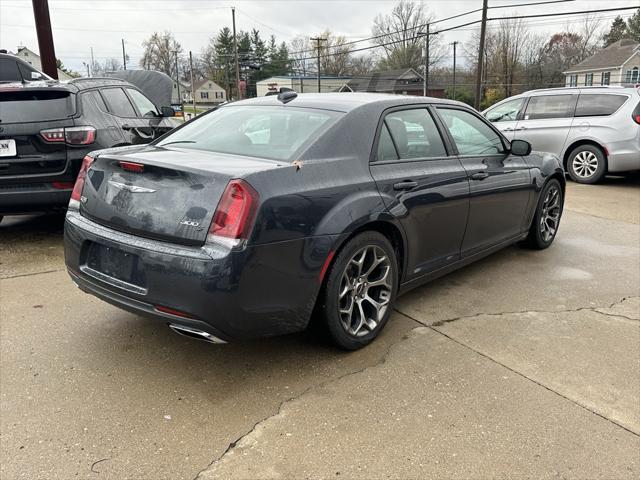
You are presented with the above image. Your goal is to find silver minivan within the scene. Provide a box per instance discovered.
[483,87,640,184]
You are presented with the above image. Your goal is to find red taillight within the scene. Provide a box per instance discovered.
[40,126,96,145]
[207,179,259,247]
[69,155,94,209]
[51,181,74,189]
[154,305,195,319]
[633,114,640,125]
[119,161,144,173]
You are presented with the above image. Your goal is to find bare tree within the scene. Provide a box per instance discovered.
[289,35,312,76]
[140,31,183,77]
[349,55,375,76]
[371,0,443,71]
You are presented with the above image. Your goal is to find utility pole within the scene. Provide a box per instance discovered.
[83,62,89,77]
[174,51,181,106]
[189,51,197,117]
[122,38,127,70]
[418,26,437,97]
[451,41,458,101]
[90,47,94,77]
[475,0,489,110]
[310,36,326,93]
[232,7,241,100]
[31,0,58,79]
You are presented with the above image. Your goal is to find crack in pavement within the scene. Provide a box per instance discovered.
[1,268,65,280]
[398,296,640,328]
[393,306,640,438]
[191,334,411,480]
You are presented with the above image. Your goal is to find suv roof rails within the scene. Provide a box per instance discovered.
[68,77,128,84]
[525,86,628,94]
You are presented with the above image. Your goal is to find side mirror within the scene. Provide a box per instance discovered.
[510,139,532,156]
[160,106,175,117]
[31,71,43,80]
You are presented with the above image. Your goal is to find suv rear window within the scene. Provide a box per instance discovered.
[0,89,75,123]
[575,94,628,117]
[156,105,342,161]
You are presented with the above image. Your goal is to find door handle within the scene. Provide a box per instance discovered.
[393,180,418,190]
[121,124,132,131]
[471,172,489,180]
[503,127,514,132]
[513,126,527,131]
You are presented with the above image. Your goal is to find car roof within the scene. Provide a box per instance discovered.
[231,92,470,113]
[525,86,638,96]
[0,76,134,93]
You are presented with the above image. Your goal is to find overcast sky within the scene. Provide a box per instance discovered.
[1,0,636,73]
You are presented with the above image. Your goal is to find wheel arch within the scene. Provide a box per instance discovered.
[562,139,608,172]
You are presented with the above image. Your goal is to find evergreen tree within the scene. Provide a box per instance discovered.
[627,9,640,42]
[603,16,628,47]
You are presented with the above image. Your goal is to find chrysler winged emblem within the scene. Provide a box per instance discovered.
[108,180,156,193]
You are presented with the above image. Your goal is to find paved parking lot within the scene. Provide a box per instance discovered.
[1,176,639,480]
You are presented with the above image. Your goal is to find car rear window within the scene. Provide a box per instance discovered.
[574,94,628,117]
[0,58,22,82]
[156,105,343,161]
[0,89,75,123]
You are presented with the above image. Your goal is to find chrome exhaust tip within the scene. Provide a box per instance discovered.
[168,324,227,344]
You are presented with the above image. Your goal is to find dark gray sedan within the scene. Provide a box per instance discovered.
[64,93,564,350]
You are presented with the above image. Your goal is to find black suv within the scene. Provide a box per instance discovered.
[0,77,177,219]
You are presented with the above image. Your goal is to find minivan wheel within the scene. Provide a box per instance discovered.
[567,145,606,184]
[321,232,398,350]
[525,179,563,250]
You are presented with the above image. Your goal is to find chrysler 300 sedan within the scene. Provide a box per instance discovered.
[64,92,565,350]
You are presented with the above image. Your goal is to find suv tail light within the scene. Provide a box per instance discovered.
[632,102,640,125]
[40,126,96,145]
[68,155,94,210]
[207,179,259,248]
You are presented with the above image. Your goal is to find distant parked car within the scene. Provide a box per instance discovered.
[0,78,177,221]
[483,87,640,184]
[64,92,564,350]
[0,51,52,83]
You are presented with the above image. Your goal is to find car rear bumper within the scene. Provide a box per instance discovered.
[64,210,335,341]
[608,150,640,173]
[0,183,72,214]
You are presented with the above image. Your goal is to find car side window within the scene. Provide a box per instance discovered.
[376,123,399,161]
[101,88,136,117]
[126,88,159,117]
[383,109,447,159]
[523,94,576,120]
[485,98,524,123]
[437,108,505,156]
[574,94,628,117]
[0,58,21,82]
[82,90,108,113]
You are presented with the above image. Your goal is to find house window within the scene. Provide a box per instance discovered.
[200,91,209,99]
[585,73,593,86]
[625,67,639,84]
[569,74,578,87]
[601,72,610,86]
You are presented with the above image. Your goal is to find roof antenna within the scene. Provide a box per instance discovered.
[277,90,297,103]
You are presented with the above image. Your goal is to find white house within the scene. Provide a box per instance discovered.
[10,46,73,80]
[256,76,351,96]
[192,79,226,105]
[564,39,640,87]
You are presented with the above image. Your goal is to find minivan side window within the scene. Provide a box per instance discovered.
[574,94,628,117]
[383,109,447,159]
[523,94,576,120]
[486,98,525,123]
[437,108,505,156]
[101,88,136,117]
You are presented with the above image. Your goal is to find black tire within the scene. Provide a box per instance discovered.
[320,231,398,350]
[525,179,564,250]
[567,144,606,184]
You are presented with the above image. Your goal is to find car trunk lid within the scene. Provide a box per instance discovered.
[80,146,278,245]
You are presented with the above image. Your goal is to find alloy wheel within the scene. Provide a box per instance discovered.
[338,245,392,337]
[539,185,561,242]
[571,151,598,179]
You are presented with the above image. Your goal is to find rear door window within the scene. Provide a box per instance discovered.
[383,109,447,159]
[523,95,577,120]
[574,94,628,117]
[376,123,399,161]
[0,89,75,123]
[101,88,136,117]
[81,90,108,112]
